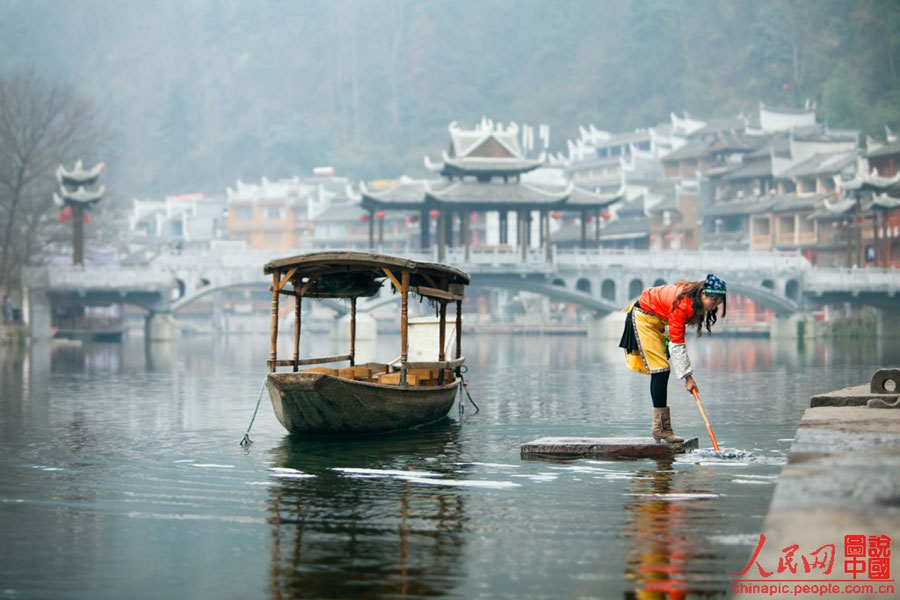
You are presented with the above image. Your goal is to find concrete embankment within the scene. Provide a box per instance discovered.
[744,370,900,599]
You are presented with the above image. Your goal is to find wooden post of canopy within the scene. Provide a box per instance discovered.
[367,209,375,249]
[400,269,410,385]
[349,297,357,367]
[438,299,447,384]
[292,291,301,372]
[595,208,601,248]
[438,300,447,362]
[269,271,280,373]
[455,300,462,360]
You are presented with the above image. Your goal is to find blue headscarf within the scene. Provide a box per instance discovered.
[703,273,727,295]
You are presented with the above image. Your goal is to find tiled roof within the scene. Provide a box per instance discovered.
[778,151,857,179]
[600,216,650,240]
[867,140,900,158]
[769,193,828,212]
[702,198,774,217]
[723,158,773,180]
[425,181,569,206]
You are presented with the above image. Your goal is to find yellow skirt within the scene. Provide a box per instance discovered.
[623,304,670,375]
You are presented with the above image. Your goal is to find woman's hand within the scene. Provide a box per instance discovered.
[685,375,698,394]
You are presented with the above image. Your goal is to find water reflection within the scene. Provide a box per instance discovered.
[623,458,718,600]
[266,422,467,599]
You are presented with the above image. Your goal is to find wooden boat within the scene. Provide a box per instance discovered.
[263,251,470,434]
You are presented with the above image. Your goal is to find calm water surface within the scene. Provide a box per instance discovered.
[1,332,898,599]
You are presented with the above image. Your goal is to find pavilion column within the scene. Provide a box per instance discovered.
[518,211,527,262]
[420,208,430,249]
[367,209,375,249]
[438,210,447,262]
[445,211,455,249]
[580,210,587,249]
[525,211,533,248]
[377,215,384,249]
[462,209,471,262]
[595,208,601,248]
[544,210,552,264]
[499,211,508,245]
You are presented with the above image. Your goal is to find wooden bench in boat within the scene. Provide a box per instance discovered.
[300,364,454,387]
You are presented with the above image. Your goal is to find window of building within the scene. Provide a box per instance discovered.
[233,207,252,220]
[264,206,284,220]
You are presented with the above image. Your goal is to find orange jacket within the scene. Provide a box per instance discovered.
[638,284,695,345]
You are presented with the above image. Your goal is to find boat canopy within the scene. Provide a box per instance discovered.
[263,251,470,301]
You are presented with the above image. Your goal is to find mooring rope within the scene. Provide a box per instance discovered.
[239,376,268,448]
[457,365,479,413]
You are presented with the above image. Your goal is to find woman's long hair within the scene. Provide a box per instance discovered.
[671,280,726,336]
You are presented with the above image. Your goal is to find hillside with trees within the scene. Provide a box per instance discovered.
[0,0,898,197]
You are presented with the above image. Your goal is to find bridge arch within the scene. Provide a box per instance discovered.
[552,278,565,287]
[576,278,592,294]
[653,278,666,287]
[628,278,644,299]
[601,279,616,301]
[785,279,800,301]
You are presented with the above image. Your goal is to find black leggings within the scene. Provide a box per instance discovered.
[650,371,670,408]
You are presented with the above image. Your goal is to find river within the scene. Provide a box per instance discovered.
[1,332,897,599]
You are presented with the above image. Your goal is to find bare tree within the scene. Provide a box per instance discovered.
[0,67,104,289]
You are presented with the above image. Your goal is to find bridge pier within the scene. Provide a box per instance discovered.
[145,311,178,341]
[22,287,52,340]
[770,312,822,340]
[876,309,900,339]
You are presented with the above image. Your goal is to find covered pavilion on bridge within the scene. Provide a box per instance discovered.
[360,118,623,261]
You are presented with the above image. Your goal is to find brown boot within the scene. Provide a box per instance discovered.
[651,407,665,442]
[658,407,684,443]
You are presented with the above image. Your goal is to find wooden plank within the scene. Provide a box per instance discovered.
[382,267,401,290]
[267,354,351,368]
[520,437,698,460]
[276,267,299,291]
[410,285,462,301]
[377,372,420,386]
[405,357,465,370]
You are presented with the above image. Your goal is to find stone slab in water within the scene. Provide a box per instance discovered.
[520,436,699,460]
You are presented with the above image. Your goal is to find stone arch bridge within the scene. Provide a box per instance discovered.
[21,248,900,339]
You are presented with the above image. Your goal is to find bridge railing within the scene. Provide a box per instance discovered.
[22,265,173,290]
[805,266,900,294]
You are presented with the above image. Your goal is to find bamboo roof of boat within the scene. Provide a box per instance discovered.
[264,251,469,300]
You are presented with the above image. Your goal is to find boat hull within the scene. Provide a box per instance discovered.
[266,372,459,434]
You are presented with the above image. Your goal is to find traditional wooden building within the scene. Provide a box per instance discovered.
[361,119,622,261]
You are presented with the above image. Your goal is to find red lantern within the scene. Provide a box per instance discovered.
[375,210,386,220]
[470,212,478,222]
[428,209,441,219]
[359,213,370,223]
[408,214,419,224]
[585,215,594,224]
[83,212,91,224]
[64,205,73,219]
[58,211,65,223]
[601,210,611,220]
[551,211,562,220]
